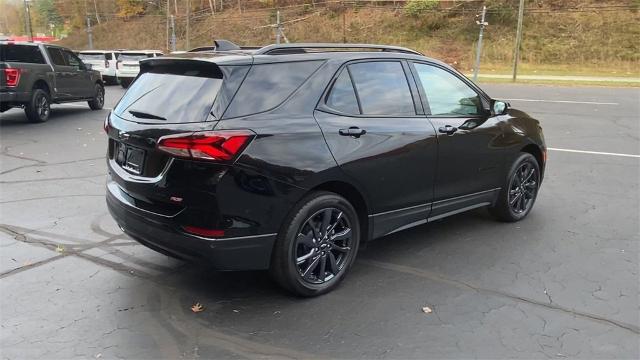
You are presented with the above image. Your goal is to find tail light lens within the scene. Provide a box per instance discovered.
[157,130,255,162]
[4,68,21,87]
[116,61,121,69]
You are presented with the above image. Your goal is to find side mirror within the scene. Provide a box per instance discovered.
[492,100,509,115]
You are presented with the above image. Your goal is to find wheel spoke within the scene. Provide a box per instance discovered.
[326,211,343,234]
[320,209,332,239]
[318,255,327,281]
[297,232,315,248]
[510,192,522,205]
[328,252,338,273]
[302,256,320,279]
[517,194,525,212]
[331,244,350,253]
[296,249,316,265]
[330,228,351,242]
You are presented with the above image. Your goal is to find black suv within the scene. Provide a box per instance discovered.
[106,43,546,296]
[0,42,104,122]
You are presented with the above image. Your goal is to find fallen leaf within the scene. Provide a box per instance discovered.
[55,245,65,253]
[191,303,204,313]
[422,306,433,314]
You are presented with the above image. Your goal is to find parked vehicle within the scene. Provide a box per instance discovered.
[0,41,104,123]
[78,50,120,84]
[116,50,163,88]
[105,42,546,296]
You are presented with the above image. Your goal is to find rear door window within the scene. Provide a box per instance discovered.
[223,61,323,118]
[0,45,46,64]
[113,64,224,124]
[326,69,360,115]
[62,50,82,68]
[46,47,67,66]
[348,61,415,116]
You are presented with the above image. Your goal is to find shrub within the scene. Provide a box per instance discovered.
[404,0,438,17]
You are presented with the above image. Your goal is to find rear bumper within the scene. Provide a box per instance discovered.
[0,90,30,104]
[106,179,277,270]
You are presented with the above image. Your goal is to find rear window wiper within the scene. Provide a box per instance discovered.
[128,110,166,120]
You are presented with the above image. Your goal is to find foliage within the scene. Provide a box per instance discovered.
[404,0,438,17]
[116,0,145,19]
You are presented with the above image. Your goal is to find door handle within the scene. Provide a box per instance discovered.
[339,127,367,138]
[438,125,458,135]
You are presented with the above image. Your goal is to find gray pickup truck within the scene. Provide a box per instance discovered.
[0,42,104,122]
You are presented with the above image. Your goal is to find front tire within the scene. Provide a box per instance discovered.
[270,192,360,297]
[24,89,51,123]
[88,83,105,110]
[490,153,541,222]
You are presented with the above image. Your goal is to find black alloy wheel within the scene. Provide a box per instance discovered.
[88,84,105,110]
[508,161,538,214]
[25,89,51,123]
[295,208,353,284]
[490,152,540,222]
[270,191,360,297]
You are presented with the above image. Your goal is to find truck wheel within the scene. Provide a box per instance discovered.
[88,83,105,110]
[24,89,51,123]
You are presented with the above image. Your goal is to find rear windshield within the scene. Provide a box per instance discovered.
[120,53,151,61]
[79,53,106,61]
[113,65,223,123]
[0,44,46,64]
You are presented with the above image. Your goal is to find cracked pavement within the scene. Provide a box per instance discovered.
[0,84,638,359]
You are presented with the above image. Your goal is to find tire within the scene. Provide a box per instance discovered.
[270,191,361,297]
[120,79,131,88]
[24,88,51,123]
[490,153,541,222]
[88,83,104,110]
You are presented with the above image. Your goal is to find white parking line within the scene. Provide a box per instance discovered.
[506,98,619,105]
[548,147,640,158]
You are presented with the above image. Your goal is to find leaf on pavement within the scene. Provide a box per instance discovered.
[422,306,433,315]
[191,303,204,313]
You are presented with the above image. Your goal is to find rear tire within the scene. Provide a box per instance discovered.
[120,79,132,88]
[24,89,50,123]
[490,153,540,222]
[88,83,105,110]
[270,191,360,297]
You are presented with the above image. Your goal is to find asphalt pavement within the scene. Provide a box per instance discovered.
[1,83,638,359]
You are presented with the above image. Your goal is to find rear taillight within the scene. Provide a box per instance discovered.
[157,130,255,162]
[116,61,121,69]
[4,68,21,87]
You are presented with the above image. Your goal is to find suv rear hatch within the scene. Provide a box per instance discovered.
[107,55,251,216]
[78,52,109,71]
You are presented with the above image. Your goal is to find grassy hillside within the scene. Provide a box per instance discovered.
[58,1,640,75]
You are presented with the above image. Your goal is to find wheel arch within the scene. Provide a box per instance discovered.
[309,180,371,241]
[520,143,545,179]
[32,79,50,93]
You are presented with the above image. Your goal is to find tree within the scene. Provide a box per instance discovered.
[116,0,145,19]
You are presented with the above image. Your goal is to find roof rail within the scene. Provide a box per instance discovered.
[255,43,423,56]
